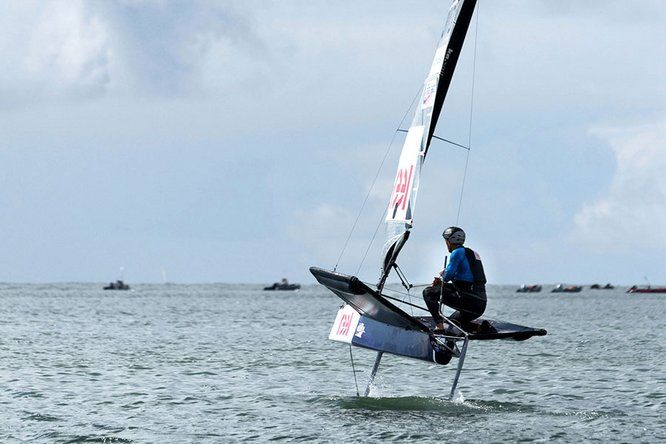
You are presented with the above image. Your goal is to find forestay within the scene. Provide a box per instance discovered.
[381,0,477,285]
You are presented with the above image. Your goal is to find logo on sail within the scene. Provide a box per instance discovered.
[422,76,438,108]
[386,125,424,222]
[390,165,414,216]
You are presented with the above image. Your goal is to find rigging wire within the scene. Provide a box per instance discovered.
[397,129,469,151]
[381,291,429,313]
[349,344,360,397]
[360,280,430,312]
[353,87,423,276]
[356,204,384,276]
[334,87,423,272]
[456,0,480,225]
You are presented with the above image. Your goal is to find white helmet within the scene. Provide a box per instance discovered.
[442,226,465,245]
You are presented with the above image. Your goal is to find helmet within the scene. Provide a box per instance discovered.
[442,226,465,245]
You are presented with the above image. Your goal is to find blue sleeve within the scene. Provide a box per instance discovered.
[442,248,463,281]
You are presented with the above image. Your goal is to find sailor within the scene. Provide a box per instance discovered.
[422,226,487,332]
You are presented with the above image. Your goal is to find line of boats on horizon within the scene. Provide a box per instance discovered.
[101,278,303,291]
[97,279,663,293]
[517,283,666,293]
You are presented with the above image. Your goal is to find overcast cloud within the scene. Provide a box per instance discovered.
[0,1,664,284]
[575,121,666,249]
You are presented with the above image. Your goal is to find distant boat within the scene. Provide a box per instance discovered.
[626,285,666,294]
[551,284,582,293]
[591,283,614,290]
[263,278,301,291]
[516,284,542,293]
[104,280,130,290]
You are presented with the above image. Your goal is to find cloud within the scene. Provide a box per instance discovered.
[94,0,261,96]
[289,202,389,276]
[289,204,356,264]
[0,1,109,105]
[0,0,259,106]
[574,119,666,249]
[531,0,666,22]
[0,0,664,282]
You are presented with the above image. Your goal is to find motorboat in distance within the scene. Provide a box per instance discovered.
[551,284,582,293]
[591,283,614,290]
[627,285,666,294]
[516,284,542,293]
[263,278,301,291]
[104,280,130,290]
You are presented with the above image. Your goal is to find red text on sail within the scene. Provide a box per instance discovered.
[391,165,414,212]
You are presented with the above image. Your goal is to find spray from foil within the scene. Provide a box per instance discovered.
[451,390,465,404]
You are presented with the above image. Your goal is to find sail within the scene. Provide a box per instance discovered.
[381,0,477,283]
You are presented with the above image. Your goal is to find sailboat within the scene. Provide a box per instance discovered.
[310,0,546,398]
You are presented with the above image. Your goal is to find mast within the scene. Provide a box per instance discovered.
[379,0,477,290]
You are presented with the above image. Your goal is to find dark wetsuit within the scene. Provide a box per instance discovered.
[423,246,487,325]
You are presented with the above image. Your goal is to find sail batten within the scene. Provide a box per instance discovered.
[381,0,477,283]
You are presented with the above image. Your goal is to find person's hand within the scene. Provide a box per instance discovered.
[432,276,442,286]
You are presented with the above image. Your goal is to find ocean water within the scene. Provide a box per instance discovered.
[0,282,663,442]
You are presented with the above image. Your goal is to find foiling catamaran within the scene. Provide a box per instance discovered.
[310,0,546,398]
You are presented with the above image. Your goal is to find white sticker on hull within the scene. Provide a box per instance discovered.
[329,305,361,344]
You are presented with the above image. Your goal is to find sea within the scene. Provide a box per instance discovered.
[0,283,663,443]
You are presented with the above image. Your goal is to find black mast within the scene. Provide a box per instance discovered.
[425,0,477,157]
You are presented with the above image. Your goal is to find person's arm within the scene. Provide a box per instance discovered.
[442,249,462,282]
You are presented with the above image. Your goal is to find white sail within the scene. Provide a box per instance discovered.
[381,0,477,282]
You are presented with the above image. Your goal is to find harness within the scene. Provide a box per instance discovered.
[463,247,487,285]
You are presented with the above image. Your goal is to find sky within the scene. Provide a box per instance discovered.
[0,0,664,284]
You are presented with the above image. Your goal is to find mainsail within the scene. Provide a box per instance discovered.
[381,0,477,286]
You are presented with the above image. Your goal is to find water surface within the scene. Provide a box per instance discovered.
[0,283,663,442]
